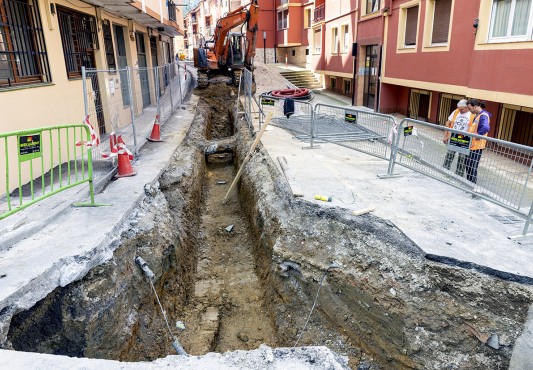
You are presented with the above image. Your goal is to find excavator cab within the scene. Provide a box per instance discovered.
[226,33,244,68]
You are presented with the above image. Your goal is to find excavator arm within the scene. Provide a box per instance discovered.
[212,0,259,67]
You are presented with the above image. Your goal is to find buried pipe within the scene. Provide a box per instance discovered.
[293,262,342,347]
[134,256,188,356]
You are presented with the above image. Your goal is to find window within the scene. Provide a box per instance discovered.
[330,77,337,91]
[489,0,533,42]
[114,25,129,106]
[304,8,311,28]
[341,25,350,53]
[313,28,321,53]
[331,27,339,54]
[0,0,51,88]
[343,79,351,95]
[57,7,99,79]
[277,9,288,30]
[405,6,419,46]
[431,0,452,44]
[366,0,380,14]
[102,21,116,70]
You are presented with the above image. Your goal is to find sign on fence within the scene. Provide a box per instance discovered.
[448,133,471,155]
[261,98,275,106]
[18,134,42,161]
[345,112,356,123]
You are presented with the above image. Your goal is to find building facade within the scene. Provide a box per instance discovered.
[1,0,184,134]
[380,0,533,146]
[0,0,183,190]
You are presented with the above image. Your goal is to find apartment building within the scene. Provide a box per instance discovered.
[1,0,184,134]
[380,0,533,146]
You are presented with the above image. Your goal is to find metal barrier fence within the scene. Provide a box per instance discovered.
[313,104,395,161]
[0,124,101,220]
[240,69,253,129]
[387,118,533,213]
[258,94,315,146]
[82,61,191,183]
[255,96,533,235]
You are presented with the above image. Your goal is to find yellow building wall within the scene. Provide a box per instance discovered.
[1,0,175,196]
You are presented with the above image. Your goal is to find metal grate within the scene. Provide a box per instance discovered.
[0,0,51,88]
[57,6,98,79]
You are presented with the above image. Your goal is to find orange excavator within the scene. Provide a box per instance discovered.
[193,0,259,89]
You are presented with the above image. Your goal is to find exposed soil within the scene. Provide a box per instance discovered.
[5,80,533,370]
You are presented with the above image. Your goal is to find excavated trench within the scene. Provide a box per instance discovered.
[5,84,533,369]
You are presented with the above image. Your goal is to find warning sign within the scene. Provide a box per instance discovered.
[261,98,275,106]
[448,132,471,155]
[18,134,42,162]
[345,112,356,124]
[404,126,414,136]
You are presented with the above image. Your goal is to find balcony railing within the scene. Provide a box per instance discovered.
[313,4,324,22]
[167,0,176,22]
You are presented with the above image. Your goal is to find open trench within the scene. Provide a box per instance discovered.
[4,83,533,369]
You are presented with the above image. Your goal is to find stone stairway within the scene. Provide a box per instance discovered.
[279,70,323,90]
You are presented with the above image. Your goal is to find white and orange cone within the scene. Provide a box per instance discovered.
[115,140,136,178]
[116,135,134,161]
[147,115,163,142]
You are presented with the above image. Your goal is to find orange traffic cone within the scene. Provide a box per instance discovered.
[147,115,163,142]
[116,135,134,161]
[115,142,136,178]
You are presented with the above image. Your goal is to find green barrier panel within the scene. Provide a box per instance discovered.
[1,123,109,220]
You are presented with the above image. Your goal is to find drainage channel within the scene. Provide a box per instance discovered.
[175,151,277,354]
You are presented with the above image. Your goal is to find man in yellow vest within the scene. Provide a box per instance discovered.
[442,99,475,176]
[466,99,491,184]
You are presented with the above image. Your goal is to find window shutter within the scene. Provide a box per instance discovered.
[405,6,419,46]
[432,0,452,44]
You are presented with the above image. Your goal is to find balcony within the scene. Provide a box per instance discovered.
[167,0,176,22]
[191,14,197,24]
[313,4,324,23]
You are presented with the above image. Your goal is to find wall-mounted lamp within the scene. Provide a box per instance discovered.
[473,18,479,34]
[50,3,55,15]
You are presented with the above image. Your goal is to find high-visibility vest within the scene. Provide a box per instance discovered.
[444,109,475,141]
[468,112,490,150]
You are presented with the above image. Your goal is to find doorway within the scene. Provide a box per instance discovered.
[363,45,378,110]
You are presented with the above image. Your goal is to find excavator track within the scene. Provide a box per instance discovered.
[198,71,209,88]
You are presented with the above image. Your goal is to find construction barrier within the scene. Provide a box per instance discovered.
[313,103,395,161]
[386,118,533,212]
[258,94,315,147]
[254,94,533,235]
[0,122,102,220]
[81,61,192,186]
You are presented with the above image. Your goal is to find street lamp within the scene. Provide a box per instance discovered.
[263,31,267,64]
